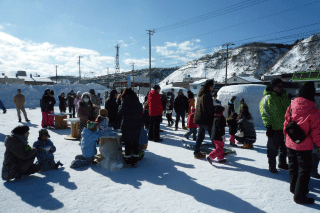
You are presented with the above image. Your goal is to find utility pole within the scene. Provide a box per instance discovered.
[147,29,155,91]
[78,56,83,81]
[55,65,59,84]
[223,43,234,86]
[131,63,135,88]
[115,44,120,75]
[107,67,109,88]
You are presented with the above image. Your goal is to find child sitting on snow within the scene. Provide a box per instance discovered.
[70,109,109,168]
[207,105,227,163]
[184,107,198,141]
[33,129,63,171]
[227,112,238,147]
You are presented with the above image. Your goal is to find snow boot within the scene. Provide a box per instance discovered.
[294,197,314,205]
[175,126,178,131]
[241,143,252,149]
[3,108,7,114]
[123,155,132,165]
[26,119,30,122]
[131,155,139,168]
[182,126,188,130]
[19,119,21,122]
[269,165,278,174]
[218,159,227,163]
[194,152,206,159]
[278,163,289,170]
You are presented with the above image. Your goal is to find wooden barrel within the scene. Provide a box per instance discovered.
[71,122,81,138]
[55,115,68,129]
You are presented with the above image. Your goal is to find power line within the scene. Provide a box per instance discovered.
[156,0,268,32]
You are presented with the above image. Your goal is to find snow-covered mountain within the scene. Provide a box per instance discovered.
[265,33,320,75]
[160,43,291,84]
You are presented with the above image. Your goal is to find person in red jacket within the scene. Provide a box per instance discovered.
[148,85,163,142]
[284,81,320,205]
[184,107,198,141]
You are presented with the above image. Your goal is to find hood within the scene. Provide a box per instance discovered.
[81,92,91,100]
[214,105,225,115]
[291,97,316,117]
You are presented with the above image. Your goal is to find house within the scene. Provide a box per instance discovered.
[190,79,208,96]
[226,76,262,84]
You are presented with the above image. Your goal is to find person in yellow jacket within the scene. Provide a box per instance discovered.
[260,79,290,173]
[13,89,30,122]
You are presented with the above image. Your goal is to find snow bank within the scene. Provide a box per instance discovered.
[0,83,108,109]
[217,84,266,128]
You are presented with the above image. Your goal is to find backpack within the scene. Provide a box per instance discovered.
[285,107,309,144]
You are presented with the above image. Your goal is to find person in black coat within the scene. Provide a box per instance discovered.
[227,112,238,147]
[41,89,51,128]
[105,90,119,130]
[118,88,142,168]
[161,92,167,116]
[173,89,189,130]
[228,96,236,117]
[193,80,215,158]
[58,92,67,113]
[47,90,56,128]
[167,89,175,105]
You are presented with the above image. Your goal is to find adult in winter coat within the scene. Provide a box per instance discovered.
[47,90,56,127]
[90,89,101,115]
[78,92,97,133]
[58,92,67,113]
[118,88,143,167]
[236,105,256,149]
[67,90,76,118]
[2,125,40,181]
[13,89,30,122]
[40,89,51,128]
[167,88,175,105]
[187,91,195,115]
[260,78,290,173]
[193,79,215,159]
[148,85,163,142]
[161,92,167,116]
[74,91,82,116]
[174,89,189,130]
[227,96,236,117]
[105,90,120,130]
[284,81,320,205]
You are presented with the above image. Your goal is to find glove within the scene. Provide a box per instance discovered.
[266,126,274,137]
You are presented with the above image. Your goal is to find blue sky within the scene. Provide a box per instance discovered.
[0,0,319,77]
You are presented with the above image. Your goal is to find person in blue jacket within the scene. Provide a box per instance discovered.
[33,129,63,171]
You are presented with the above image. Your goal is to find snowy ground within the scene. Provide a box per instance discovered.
[1,107,320,213]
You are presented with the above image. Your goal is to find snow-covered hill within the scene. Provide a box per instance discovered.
[160,43,291,84]
[265,33,320,75]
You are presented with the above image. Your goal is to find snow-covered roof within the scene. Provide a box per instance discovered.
[190,79,208,85]
[17,76,53,82]
[232,76,261,82]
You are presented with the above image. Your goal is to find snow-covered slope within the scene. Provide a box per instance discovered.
[0,83,108,109]
[265,33,320,75]
[160,43,291,84]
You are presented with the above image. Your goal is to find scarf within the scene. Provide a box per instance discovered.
[12,133,31,152]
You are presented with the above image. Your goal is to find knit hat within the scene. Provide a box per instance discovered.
[39,129,50,138]
[178,89,183,93]
[153,85,161,91]
[270,78,283,89]
[99,109,108,117]
[299,81,315,102]
[11,125,29,135]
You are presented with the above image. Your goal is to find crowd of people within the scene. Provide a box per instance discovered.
[1,79,320,205]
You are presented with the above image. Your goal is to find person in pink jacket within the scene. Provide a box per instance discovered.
[284,81,320,205]
[184,107,198,141]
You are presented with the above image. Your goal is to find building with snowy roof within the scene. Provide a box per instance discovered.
[226,75,262,84]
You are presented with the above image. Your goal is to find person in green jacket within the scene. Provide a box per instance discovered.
[260,78,291,174]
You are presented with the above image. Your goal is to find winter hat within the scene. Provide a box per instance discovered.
[99,109,108,117]
[153,85,161,91]
[81,92,91,100]
[11,125,29,135]
[270,78,283,89]
[50,90,54,95]
[39,129,50,138]
[89,89,95,95]
[77,91,81,96]
[178,89,183,93]
[299,81,315,102]
[214,105,225,115]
